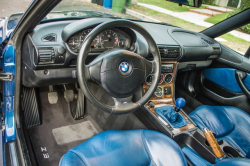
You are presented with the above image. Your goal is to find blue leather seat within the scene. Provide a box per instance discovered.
[190,105,250,158]
[60,129,250,166]
[60,129,187,166]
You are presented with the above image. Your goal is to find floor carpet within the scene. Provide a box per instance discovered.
[28,83,147,166]
[28,90,102,166]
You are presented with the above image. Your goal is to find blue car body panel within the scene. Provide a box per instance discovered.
[2,45,16,143]
[204,68,250,93]
[0,44,16,166]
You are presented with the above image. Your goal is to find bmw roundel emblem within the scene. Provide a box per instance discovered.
[119,62,129,73]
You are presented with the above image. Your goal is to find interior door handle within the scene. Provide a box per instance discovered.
[235,70,250,99]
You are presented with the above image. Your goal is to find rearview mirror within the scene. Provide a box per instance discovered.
[166,0,202,7]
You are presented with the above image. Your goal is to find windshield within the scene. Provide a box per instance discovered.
[46,1,136,21]
[1,0,249,53]
[45,0,249,53]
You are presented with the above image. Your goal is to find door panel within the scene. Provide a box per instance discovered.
[197,43,250,114]
[204,68,250,93]
[199,64,250,113]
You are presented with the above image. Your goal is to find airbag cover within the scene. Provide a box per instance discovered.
[92,49,146,98]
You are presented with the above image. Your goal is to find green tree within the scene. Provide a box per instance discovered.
[202,0,215,5]
[228,0,250,34]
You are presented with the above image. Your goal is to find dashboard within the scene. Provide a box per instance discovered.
[67,28,131,53]
[22,18,222,87]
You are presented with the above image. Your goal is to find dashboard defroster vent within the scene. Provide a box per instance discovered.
[42,33,57,42]
[158,46,181,60]
[37,47,55,64]
[201,38,214,44]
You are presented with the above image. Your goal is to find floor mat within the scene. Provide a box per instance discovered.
[28,90,102,166]
[52,121,98,145]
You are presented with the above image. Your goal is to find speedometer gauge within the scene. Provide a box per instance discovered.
[100,30,118,48]
[80,29,101,49]
[68,37,80,50]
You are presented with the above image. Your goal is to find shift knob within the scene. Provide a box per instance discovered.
[176,98,186,112]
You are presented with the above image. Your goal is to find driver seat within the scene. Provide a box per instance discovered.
[60,129,250,166]
[59,130,187,166]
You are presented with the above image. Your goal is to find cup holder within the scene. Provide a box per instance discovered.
[205,139,224,147]
[223,146,242,158]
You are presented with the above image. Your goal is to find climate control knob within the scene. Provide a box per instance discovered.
[165,74,173,84]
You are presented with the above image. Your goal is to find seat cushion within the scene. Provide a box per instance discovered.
[60,129,187,166]
[189,106,250,157]
[215,158,250,166]
[182,146,250,166]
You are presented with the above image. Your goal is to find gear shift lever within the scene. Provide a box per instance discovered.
[175,98,186,112]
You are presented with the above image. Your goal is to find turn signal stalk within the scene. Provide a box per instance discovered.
[203,128,224,159]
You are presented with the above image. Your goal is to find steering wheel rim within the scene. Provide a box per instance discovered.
[77,20,161,114]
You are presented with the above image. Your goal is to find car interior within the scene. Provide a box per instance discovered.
[4,0,250,166]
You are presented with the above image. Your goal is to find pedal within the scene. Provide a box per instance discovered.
[22,87,41,128]
[48,85,58,104]
[70,89,85,120]
[64,90,74,102]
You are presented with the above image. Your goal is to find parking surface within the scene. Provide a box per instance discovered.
[0,0,32,17]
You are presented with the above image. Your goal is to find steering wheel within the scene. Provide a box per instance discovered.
[77,20,161,114]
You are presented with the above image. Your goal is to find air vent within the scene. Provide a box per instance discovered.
[158,46,181,59]
[41,33,57,42]
[201,38,214,44]
[212,47,221,55]
[37,47,55,64]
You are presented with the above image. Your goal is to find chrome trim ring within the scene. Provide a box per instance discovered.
[164,73,173,84]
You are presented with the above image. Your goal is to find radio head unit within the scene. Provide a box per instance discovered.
[161,64,174,73]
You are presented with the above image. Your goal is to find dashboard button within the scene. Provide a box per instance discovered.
[164,87,172,95]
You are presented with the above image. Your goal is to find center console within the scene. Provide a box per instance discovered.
[143,61,196,135]
[141,61,245,164]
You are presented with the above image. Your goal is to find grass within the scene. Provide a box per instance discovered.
[220,34,249,53]
[138,0,205,12]
[204,12,230,24]
[130,5,249,54]
[130,5,207,31]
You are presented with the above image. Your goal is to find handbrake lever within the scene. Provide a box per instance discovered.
[203,127,225,160]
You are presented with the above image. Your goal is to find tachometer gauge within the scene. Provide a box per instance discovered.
[68,37,80,50]
[80,29,92,43]
[100,30,118,49]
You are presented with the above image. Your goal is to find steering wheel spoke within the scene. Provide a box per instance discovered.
[112,96,139,113]
[88,61,102,84]
[144,59,154,76]
[82,65,91,81]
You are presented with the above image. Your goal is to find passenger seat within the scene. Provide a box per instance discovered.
[189,105,250,158]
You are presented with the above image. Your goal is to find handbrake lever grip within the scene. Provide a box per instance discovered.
[203,128,224,159]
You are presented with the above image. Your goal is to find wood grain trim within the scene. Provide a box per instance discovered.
[144,61,195,134]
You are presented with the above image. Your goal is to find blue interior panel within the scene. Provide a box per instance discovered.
[204,68,250,93]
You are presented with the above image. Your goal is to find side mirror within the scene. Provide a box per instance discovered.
[166,0,202,7]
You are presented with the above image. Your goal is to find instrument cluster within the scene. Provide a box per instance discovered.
[67,28,131,53]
